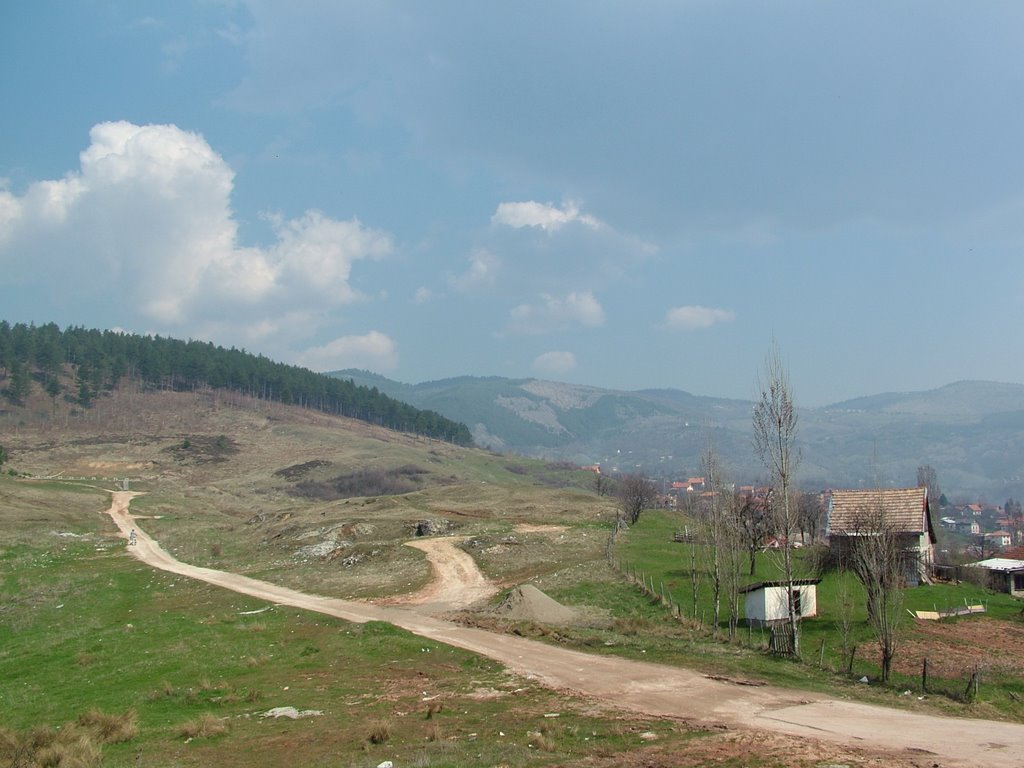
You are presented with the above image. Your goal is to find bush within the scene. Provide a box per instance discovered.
[292,465,429,500]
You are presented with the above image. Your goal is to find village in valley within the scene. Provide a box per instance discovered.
[649,470,1024,600]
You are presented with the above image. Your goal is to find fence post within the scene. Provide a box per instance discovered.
[922,658,928,693]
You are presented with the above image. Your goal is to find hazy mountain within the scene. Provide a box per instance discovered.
[332,371,1024,501]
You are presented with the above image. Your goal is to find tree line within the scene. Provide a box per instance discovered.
[0,321,473,446]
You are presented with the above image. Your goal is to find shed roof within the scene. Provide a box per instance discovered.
[738,579,821,594]
[828,487,930,535]
[970,558,1024,572]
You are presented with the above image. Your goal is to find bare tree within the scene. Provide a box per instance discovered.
[703,447,725,632]
[841,496,906,683]
[797,491,825,545]
[617,473,657,525]
[716,485,746,640]
[736,491,771,576]
[916,465,941,510]
[752,343,802,656]
[678,492,704,620]
[700,443,743,637]
[832,552,859,675]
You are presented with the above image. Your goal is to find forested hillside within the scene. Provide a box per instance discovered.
[0,321,472,445]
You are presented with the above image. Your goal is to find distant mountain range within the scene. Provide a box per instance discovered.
[330,371,1024,501]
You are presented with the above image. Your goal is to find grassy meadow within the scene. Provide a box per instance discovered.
[608,509,1024,718]
[3,389,1024,766]
[0,477,703,767]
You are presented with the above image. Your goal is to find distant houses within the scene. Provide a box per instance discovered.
[935,500,1023,556]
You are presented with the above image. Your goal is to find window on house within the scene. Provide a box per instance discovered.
[791,589,802,616]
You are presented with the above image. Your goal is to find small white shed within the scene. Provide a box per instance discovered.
[739,579,820,627]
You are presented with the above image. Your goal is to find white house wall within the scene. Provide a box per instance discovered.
[745,585,818,623]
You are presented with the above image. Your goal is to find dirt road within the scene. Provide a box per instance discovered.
[386,536,499,610]
[105,492,1024,767]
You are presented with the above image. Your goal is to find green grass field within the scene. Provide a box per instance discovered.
[0,480,705,767]
[608,509,1024,718]
[5,391,1024,765]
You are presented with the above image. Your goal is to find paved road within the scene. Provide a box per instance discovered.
[106,491,1024,767]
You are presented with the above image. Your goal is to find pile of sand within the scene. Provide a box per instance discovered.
[492,584,577,624]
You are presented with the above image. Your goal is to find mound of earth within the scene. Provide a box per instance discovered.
[493,584,577,624]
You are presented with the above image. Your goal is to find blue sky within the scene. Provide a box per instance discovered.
[2,2,1023,406]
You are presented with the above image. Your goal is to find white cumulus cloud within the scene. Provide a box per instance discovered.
[0,121,391,344]
[508,291,605,335]
[663,305,736,330]
[297,331,398,372]
[532,350,577,376]
[491,200,602,232]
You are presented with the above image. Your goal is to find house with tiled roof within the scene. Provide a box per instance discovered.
[984,531,1013,549]
[826,487,936,585]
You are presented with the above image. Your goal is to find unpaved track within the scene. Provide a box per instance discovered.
[387,536,499,610]
[105,492,1024,767]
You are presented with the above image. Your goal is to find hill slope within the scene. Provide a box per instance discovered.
[333,371,1024,499]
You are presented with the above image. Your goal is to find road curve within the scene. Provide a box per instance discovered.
[105,492,1024,768]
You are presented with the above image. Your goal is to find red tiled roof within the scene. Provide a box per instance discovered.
[828,488,930,535]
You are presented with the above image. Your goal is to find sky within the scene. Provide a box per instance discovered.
[2,2,1024,407]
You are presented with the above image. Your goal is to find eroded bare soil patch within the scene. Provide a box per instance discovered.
[894,617,1024,679]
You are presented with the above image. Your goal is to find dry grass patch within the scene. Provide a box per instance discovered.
[177,712,228,740]
[76,707,139,744]
[367,719,391,745]
[528,729,557,752]
[0,709,138,768]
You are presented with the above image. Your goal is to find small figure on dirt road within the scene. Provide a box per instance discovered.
[129,529,137,546]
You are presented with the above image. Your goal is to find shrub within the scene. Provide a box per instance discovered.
[292,465,429,500]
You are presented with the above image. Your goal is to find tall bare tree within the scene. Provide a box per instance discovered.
[841,496,906,683]
[702,446,725,633]
[916,465,941,511]
[700,443,744,637]
[752,343,802,656]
